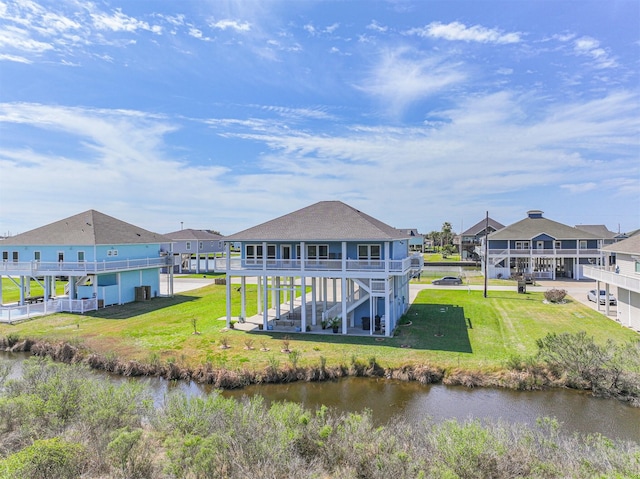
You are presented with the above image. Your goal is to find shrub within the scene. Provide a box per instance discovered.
[0,437,87,479]
[544,289,567,303]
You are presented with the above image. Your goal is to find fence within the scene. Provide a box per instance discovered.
[0,298,98,324]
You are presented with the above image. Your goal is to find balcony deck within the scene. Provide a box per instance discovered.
[214,255,423,277]
[583,266,640,293]
[0,257,169,277]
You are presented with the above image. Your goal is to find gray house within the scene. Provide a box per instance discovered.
[163,229,224,274]
[460,217,504,261]
[482,210,604,280]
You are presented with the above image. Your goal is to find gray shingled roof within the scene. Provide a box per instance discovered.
[164,229,224,241]
[462,217,505,236]
[225,201,410,241]
[602,234,640,254]
[575,224,616,239]
[2,210,171,246]
[488,214,601,241]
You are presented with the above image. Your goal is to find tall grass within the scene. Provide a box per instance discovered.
[0,357,637,479]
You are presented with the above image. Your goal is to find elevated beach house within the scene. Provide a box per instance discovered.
[460,216,504,261]
[481,210,604,280]
[162,228,224,274]
[215,201,423,336]
[583,234,640,331]
[0,210,172,318]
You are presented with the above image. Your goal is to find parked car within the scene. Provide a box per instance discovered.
[432,276,463,285]
[587,289,617,305]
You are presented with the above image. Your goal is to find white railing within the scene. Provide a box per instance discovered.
[0,258,169,275]
[321,288,367,322]
[533,271,553,279]
[215,255,417,274]
[488,248,603,257]
[0,297,98,323]
[583,266,640,293]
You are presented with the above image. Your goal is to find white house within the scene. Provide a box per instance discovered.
[583,234,640,331]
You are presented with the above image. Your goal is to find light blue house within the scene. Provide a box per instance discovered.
[0,210,172,314]
[215,201,423,336]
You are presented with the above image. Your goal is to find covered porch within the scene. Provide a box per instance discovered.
[225,273,407,337]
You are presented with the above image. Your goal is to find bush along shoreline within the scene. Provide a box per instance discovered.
[0,356,638,479]
[1,332,639,406]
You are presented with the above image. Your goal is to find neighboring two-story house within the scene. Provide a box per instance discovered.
[163,228,224,273]
[460,217,504,261]
[482,210,604,280]
[215,201,423,336]
[583,235,640,331]
[399,228,424,253]
[0,210,172,314]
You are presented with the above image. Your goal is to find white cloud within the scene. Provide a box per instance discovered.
[560,182,597,194]
[356,47,466,116]
[0,52,31,63]
[367,20,388,33]
[324,23,339,34]
[91,8,161,34]
[0,25,54,53]
[573,36,617,69]
[210,19,251,32]
[407,21,522,44]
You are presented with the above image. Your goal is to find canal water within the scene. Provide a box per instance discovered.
[3,352,639,443]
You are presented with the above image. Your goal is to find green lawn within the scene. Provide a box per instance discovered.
[1,285,636,372]
[1,278,66,303]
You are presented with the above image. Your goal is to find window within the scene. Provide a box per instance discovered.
[186,242,191,251]
[77,251,85,262]
[307,244,328,259]
[199,242,203,250]
[579,240,587,249]
[267,245,276,259]
[12,251,18,262]
[2,251,7,262]
[555,241,561,249]
[515,241,529,250]
[358,244,381,260]
[34,251,41,262]
[246,244,260,259]
[107,249,118,257]
[635,261,640,274]
[58,252,64,262]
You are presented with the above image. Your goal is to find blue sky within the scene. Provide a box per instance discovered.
[0,0,638,237]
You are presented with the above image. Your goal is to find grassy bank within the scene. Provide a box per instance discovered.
[1,285,636,374]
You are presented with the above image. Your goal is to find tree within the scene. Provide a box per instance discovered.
[441,222,454,248]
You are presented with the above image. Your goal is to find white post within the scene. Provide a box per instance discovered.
[263,275,269,329]
[225,274,232,327]
[275,276,281,319]
[301,275,307,331]
[311,277,317,325]
[240,276,246,320]
[341,276,347,334]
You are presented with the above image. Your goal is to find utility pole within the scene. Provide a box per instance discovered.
[484,211,489,298]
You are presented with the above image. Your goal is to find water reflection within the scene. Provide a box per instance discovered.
[3,352,639,443]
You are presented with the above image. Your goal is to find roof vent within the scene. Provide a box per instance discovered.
[527,210,544,219]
